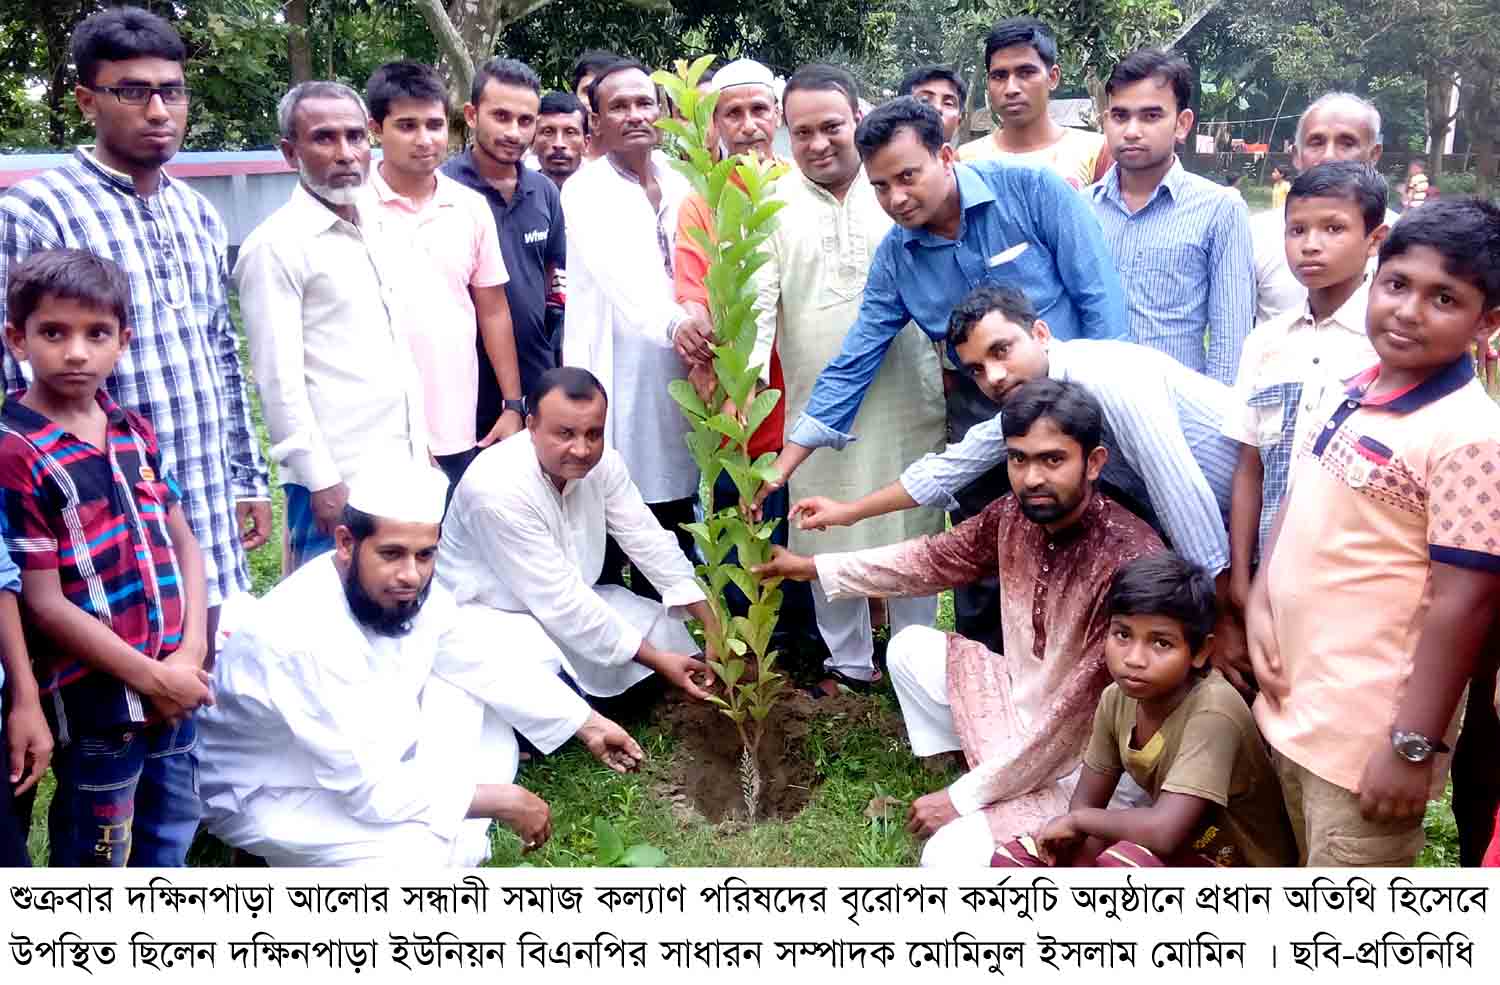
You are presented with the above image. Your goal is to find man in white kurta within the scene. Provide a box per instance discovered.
[754,65,948,687]
[198,461,642,866]
[560,62,707,533]
[438,368,717,700]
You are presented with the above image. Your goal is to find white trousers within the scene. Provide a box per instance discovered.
[815,593,937,681]
[506,584,698,698]
[212,677,514,867]
[887,626,1147,867]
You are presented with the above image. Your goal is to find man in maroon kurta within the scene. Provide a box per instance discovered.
[760,380,1162,864]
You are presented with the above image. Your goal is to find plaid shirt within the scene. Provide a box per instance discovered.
[0,391,185,734]
[0,150,269,606]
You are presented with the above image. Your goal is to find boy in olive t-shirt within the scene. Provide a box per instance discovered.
[993,553,1296,867]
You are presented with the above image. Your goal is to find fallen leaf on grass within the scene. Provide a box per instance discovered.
[864,795,903,820]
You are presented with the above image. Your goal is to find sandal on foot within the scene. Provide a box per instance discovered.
[804,668,883,698]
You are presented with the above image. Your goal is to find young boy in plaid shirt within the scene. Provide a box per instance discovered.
[0,250,212,866]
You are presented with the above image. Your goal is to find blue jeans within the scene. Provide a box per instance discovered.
[284,483,336,572]
[48,718,200,867]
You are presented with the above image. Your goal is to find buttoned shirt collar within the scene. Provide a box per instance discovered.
[898,162,996,251]
[1294,275,1370,336]
[75,145,168,196]
[283,179,372,238]
[1093,156,1186,213]
[1344,353,1475,413]
[368,164,465,214]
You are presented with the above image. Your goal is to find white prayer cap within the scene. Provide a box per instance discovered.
[713,59,775,93]
[346,456,449,526]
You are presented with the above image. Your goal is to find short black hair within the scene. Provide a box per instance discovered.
[6,249,130,333]
[539,90,589,135]
[571,49,619,96]
[949,284,1039,350]
[1106,552,1217,655]
[984,17,1059,70]
[1106,49,1193,114]
[783,62,859,116]
[71,6,185,88]
[854,96,944,161]
[1379,198,1500,308]
[366,60,448,124]
[899,64,967,109]
[1287,161,1388,234]
[999,378,1103,455]
[340,504,379,544]
[587,58,653,115]
[528,366,608,415]
[471,57,541,108]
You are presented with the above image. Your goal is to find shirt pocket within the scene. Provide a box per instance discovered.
[981,241,1055,306]
[1128,244,1204,337]
[1246,381,1301,450]
[133,479,175,551]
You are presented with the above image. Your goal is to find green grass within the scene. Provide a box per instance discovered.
[18,317,1466,869]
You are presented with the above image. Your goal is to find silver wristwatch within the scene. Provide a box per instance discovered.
[1391,730,1450,764]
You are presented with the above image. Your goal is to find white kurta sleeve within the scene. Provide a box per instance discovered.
[474,492,649,667]
[601,452,706,613]
[432,608,591,754]
[226,631,472,841]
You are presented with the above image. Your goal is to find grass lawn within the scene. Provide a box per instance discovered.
[21,316,1466,870]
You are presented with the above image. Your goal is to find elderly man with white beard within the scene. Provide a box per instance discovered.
[235,81,430,572]
[198,460,644,866]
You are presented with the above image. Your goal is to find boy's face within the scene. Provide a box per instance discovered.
[953,310,1051,404]
[1368,245,1500,374]
[5,297,130,401]
[1104,613,1207,703]
[1284,196,1385,292]
[371,97,448,181]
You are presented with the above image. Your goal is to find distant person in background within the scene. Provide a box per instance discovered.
[1091,49,1254,386]
[956,17,1111,189]
[0,7,271,644]
[444,59,567,438]
[899,64,967,145]
[533,91,589,189]
[1269,164,1291,210]
[1225,174,1245,200]
[1402,159,1429,211]
[572,48,619,162]
[365,61,522,490]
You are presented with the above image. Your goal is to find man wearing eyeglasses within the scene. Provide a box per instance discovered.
[0,9,271,672]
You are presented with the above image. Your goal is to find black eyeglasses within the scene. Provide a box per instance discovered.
[92,85,191,106]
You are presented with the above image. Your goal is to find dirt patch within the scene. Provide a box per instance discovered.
[657,689,879,823]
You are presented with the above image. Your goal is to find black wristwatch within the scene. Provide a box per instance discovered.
[1391,730,1450,764]
[501,398,526,417]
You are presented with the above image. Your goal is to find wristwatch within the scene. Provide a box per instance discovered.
[1391,730,1450,764]
[501,398,526,417]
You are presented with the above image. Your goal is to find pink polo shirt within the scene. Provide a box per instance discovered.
[370,166,509,455]
[1256,355,1500,793]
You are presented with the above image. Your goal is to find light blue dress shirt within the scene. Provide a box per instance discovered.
[899,339,1239,575]
[790,159,1126,449]
[1089,159,1255,387]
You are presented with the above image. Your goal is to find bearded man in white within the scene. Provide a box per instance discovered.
[197,459,643,866]
[439,367,719,701]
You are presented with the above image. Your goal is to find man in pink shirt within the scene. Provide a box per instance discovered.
[366,61,525,488]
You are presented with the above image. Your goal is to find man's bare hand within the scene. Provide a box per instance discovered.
[1035,813,1085,866]
[144,662,214,722]
[310,482,349,537]
[790,496,856,532]
[750,545,818,583]
[672,315,715,365]
[6,700,52,795]
[479,410,524,448]
[1244,575,1287,704]
[1211,609,1255,697]
[576,712,645,773]
[642,648,713,700]
[906,790,960,839]
[236,500,272,552]
[481,784,551,851]
[1358,747,1432,824]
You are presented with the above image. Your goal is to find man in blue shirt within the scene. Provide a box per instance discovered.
[1090,49,1254,386]
[760,97,1124,646]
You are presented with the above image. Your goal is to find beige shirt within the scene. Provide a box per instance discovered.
[234,183,428,490]
[1086,672,1297,867]
[956,127,1108,190]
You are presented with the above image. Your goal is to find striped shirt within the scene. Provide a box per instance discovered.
[900,338,1237,575]
[0,150,269,607]
[1089,160,1255,386]
[0,391,185,734]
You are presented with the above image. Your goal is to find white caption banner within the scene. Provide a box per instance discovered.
[4,867,1496,982]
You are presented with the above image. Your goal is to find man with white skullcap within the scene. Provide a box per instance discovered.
[197,457,643,865]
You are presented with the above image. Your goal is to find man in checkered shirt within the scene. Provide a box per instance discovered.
[0,7,270,642]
